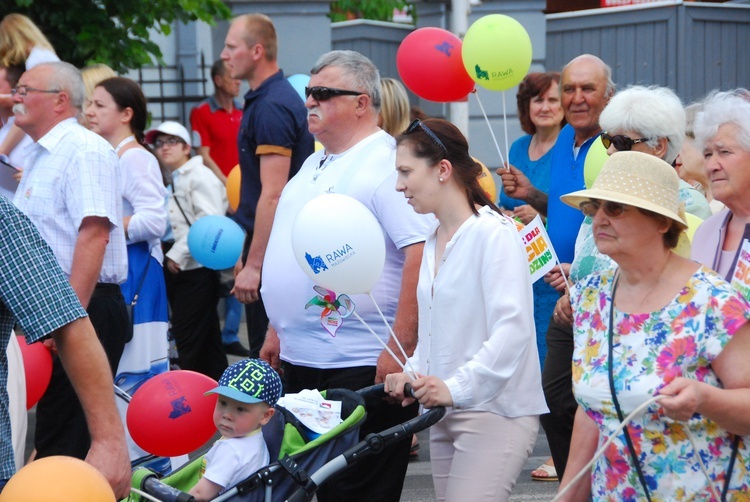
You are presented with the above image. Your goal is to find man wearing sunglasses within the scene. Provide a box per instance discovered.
[260,50,431,502]
[501,54,615,481]
[221,14,314,358]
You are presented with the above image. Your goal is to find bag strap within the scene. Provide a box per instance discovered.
[721,435,740,501]
[607,272,653,502]
[171,183,192,227]
[130,256,152,308]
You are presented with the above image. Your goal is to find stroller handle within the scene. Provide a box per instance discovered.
[140,474,197,502]
[287,385,446,502]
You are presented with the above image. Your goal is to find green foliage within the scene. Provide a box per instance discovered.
[329,0,415,23]
[9,0,231,73]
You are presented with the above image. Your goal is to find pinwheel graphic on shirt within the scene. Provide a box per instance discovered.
[305,285,355,337]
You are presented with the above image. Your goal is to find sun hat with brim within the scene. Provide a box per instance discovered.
[560,151,688,229]
[205,359,282,407]
[144,121,192,147]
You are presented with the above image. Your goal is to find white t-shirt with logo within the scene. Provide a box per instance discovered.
[261,130,432,368]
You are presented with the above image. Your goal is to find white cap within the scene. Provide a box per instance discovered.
[145,121,191,147]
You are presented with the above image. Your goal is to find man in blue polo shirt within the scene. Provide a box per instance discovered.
[220,13,314,358]
[501,54,614,480]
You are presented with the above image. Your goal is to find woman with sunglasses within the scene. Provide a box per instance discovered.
[385,118,547,501]
[556,151,750,501]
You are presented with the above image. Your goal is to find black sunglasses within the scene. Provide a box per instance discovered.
[406,119,449,156]
[601,131,650,152]
[579,199,627,218]
[304,86,363,101]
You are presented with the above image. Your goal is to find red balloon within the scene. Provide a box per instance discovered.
[16,335,53,410]
[126,370,218,457]
[397,27,475,102]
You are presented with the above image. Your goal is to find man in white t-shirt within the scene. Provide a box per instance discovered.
[260,50,430,502]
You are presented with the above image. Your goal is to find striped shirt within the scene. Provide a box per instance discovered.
[13,117,127,283]
[0,195,87,479]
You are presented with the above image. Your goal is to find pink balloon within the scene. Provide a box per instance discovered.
[16,336,52,410]
[397,27,475,102]
[127,370,218,457]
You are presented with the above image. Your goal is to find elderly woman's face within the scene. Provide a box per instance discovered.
[704,123,750,208]
[589,199,669,259]
[529,81,564,131]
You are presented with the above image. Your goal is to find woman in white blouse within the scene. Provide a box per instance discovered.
[85,77,173,465]
[386,118,548,501]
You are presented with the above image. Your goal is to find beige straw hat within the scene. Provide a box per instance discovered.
[561,151,688,228]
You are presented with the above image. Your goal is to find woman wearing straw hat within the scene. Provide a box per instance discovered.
[556,151,750,501]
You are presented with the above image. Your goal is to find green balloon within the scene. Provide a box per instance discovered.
[584,136,609,189]
[461,14,533,92]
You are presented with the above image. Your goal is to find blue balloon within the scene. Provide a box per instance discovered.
[287,74,310,102]
[187,215,245,270]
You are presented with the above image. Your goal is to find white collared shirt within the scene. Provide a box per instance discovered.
[14,117,127,283]
[412,206,548,417]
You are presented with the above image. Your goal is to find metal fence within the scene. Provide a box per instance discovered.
[128,52,212,126]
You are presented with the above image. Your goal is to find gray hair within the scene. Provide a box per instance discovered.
[599,85,685,164]
[311,50,381,111]
[38,61,85,110]
[684,101,703,139]
[694,89,750,152]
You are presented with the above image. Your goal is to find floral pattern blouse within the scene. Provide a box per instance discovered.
[571,266,750,501]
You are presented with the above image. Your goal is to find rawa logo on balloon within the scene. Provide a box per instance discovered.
[292,193,386,295]
[305,243,355,275]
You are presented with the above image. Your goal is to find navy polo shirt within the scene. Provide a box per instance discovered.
[235,71,314,234]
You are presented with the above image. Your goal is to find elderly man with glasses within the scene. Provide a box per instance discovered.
[260,50,432,502]
[10,60,130,496]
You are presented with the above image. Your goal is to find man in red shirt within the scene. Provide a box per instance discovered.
[190,60,242,185]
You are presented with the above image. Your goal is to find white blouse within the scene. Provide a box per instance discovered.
[120,148,168,262]
[411,206,548,417]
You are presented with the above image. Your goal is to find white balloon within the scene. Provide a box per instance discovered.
[291,193,386,295]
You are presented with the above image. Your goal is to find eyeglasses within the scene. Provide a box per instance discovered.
[304,86,363,101]
[579,199,627,218]
[11,85,60,98]
[600,131,651,152]
[406,119,449,156]
[154,137,183,149]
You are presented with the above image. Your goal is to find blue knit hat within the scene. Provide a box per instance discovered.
[205,359,282,406]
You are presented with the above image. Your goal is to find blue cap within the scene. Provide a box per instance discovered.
[205,359,282,406]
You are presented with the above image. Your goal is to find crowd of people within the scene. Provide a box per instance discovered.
[0,9,748,502]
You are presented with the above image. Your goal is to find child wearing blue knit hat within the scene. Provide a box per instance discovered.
[189,359,282,501]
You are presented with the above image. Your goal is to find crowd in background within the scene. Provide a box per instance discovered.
[0,10,749,502]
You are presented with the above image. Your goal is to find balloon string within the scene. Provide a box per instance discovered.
[130,487,161,502]
[351,310,414,382]
[368,293,418,380]
[552,395,721,502]
[472,91,506,168]
[502,91,510,172]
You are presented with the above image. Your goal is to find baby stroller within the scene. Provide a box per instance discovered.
[127,384,445,502]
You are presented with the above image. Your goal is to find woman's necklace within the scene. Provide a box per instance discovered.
[114,135,136,156]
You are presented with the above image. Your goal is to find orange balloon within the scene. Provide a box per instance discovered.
[0,456,114,502]
[474,157,497,202]
[226,165,241,211]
